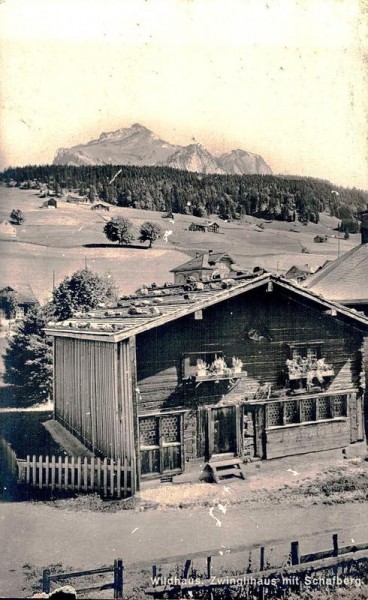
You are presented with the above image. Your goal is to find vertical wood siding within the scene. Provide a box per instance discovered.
[54,337,136,488]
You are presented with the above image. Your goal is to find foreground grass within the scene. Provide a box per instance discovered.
[46,459,368,513]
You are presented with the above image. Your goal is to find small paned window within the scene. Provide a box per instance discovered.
[139,414,183,476]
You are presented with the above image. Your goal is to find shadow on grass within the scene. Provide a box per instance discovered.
[83,243,149,249]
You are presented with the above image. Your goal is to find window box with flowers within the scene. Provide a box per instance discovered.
[286,350,334,392]
[182,352,247,389]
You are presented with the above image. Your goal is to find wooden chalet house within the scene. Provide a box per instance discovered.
[0,284,38,322]
[189,222,220,234]
[91,203,110,212]
[170,250,240,284]
[47,270,368,495]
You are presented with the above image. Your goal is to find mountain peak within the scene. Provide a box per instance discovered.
[53,124,272,174]
[131,122,149,131]
[165,143,225,174]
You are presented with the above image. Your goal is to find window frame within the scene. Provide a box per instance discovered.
[139,412,185,478]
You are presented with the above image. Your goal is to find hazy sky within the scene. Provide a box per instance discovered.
[1,0,367,189]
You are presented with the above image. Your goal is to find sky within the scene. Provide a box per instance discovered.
[0,0,367,189]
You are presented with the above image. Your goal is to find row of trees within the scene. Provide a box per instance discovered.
[2,164,367,225]
[4,269,116,403]
[104,218,162,247]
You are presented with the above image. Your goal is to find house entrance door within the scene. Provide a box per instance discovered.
[211,406,237,457]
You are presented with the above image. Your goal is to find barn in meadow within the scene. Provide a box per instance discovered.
[46,270,368,493]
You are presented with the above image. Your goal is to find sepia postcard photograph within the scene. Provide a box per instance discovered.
[0,0,368,598]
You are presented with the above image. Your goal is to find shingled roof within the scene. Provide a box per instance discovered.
[0,284,38,306]
[306,243,368,305]
[46,272,368,343]
[170,251,236,273]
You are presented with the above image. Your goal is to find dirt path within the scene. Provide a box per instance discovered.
[1,500,367,598]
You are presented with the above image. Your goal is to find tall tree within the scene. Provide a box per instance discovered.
[4,305,53,404]
[103,217,135,246]
[52,268,117,320]
[138,221,162,248]
[4,269,117,404]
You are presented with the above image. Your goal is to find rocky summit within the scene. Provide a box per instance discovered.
[217,149,272,175]
[53,123,272,175]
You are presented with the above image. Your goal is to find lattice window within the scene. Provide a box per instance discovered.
[139,417,158,446]
[139,413,183,477]
[301,398,315,422]
[332,395,346,417]
[317,397,331,420]
[161,415,180,443]
[284,400,299,424]
[267,402,283,426]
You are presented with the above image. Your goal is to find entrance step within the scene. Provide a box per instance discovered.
[160,474,174,484]
[202,458,246,483]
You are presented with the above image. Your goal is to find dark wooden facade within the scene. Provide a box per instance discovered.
[50,278,368,490]
[135,286,365,475]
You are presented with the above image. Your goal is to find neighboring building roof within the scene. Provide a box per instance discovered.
[306,243,368,305]
[242,254,329,276]
[0,284,38,305]
[189,222,206,229]
[46,272,368,343]
[170,251,236,273]
[284,263,326,280]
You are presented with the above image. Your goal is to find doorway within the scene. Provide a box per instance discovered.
[202,405,240,461]
[212,407,237,455]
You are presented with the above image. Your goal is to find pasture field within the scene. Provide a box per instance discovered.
[0,185,358,302]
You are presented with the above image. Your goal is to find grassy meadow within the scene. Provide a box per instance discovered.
[0,185,359,303]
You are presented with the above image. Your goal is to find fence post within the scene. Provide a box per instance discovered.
[260,546,265,571]
[207,556,212,579]
[183,559,192,578]
[333,533,339,557]
[114,558,123,599]
[42,569,51,594]
[291,541,300,566]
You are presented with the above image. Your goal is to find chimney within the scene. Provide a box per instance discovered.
[360,204,368,244]
[195,252,200,258]
[208,249,213,255]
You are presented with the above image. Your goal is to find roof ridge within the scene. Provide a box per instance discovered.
[306,243,366,287]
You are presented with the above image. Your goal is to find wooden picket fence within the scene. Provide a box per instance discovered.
[17,455,133,498]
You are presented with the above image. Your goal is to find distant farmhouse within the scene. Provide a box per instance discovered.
[314,235,328,243]
[170,250,242,284]
[91,203,110,211]
[42,198,58,209]
[307,207,368,315]
[0,284,38,322]
[189,221,220,233]
[66,193,89,204]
